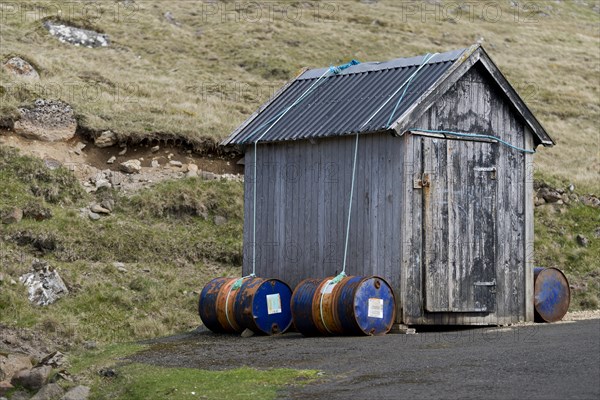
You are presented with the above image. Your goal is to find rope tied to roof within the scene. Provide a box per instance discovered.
[247,59,361,277]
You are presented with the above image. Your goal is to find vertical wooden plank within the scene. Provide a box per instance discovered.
[524,127,535,322]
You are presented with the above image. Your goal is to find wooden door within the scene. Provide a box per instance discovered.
[422,138,497,312]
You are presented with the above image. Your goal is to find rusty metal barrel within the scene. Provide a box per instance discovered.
[534,267,570,322]
[198,277,243,333]
[291,276,396,336]
[233,277,293,335]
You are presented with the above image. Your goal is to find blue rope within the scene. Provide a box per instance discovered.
[409,128,535,154]
[386,53,438,127]
[248,59,360,276]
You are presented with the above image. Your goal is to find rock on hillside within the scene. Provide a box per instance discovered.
[2,57,39,80]
[43,21,109,48]
[13,99,76,142]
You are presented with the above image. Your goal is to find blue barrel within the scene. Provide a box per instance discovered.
[291,276,396,336]
[234,277,293,335]
[290,278,322,336]
[337,276,396,335]
[534,267,570,322]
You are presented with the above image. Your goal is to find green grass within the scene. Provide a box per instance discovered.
[535,203,600,310]
[66,342,317,400]
[0,0,598,192]
[90,364,317,400]
[0,146,242,343]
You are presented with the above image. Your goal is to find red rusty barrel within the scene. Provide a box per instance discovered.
[292,275,396,336]
[534,267,570,322]
[198,277,244,333]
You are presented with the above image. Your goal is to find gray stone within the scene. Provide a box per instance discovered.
[44,21,109,48]
[576,234,589,247]
[186,170,198,178]
[169,160,183,168]
[151,146,160,153]
[106,156,116,164]
[100,199,114,212]
[240,328,255,338]
[538,187,562,203]
[82,341,97,350]
[119,160,141,174]
[95,179,111,190]
[30,383,65,400]
[200,171,217,180]
[0,354,33,382]
[61,385,90,400]
[118,147,127,156]
[19,260,69,306]
[3,56,39,79]
[88,211,101,221]
[2,208,23,224]
[10,391,31,400]
[187,164,199,172]
[11,365,52,390]
[14,99,76,142]
[90,204,110,215]
[73,142,86,155]
[151,160,160,168]
[94,131,117,148]
[39,351,65,368]
[214,215,227,226]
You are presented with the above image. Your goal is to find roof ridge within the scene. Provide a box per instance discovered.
[297,47,469,80]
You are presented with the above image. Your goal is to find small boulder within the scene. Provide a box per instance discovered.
[576,234,589,247]
[200,171,217,180]
[151,145,160,153]
[214,215,227,226]
[169,160,183,168]
[11,365,52,391]
[30,382,65,400]
[14,99,76,142]
[88,211,101,221]
[107,156,116,164]
[44,21,109,48]
[2,207,23,224]
[119,160,141,174]
[90,204,110,215]
[61,385,90,400]
[0,354,33,382]
[94,131,117,148]
[3,57,39,80]
[100,199,114,212]
[538,187,562,203]
[19,260,69,306]
[151,160,160,168]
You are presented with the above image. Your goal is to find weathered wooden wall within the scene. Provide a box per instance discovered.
[243,132,405,293]
[401,63,532,325]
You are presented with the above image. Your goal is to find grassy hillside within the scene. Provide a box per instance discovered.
[1,0,599,192]
[0,147,243,343]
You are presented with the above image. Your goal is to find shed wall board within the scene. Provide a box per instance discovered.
[243,133,405,293]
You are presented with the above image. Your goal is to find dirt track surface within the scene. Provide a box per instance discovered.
[131,319,600,400]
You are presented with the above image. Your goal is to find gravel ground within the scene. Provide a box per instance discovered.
[131,316,600,400]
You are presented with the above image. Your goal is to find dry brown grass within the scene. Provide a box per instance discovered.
[0,0,599,191]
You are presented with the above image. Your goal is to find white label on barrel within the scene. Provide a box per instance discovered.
[321,280,336,294]
[266,294,282,315]
[368,298,384,319]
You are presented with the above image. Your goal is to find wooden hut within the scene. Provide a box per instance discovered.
[222,44,555,325]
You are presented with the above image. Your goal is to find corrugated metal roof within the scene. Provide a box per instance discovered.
[224,48,467,145]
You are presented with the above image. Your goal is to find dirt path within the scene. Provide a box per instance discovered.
[131,318,600,400]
